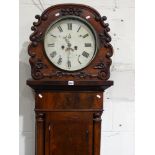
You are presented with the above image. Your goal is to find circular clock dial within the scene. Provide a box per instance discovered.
[44,16,97,71]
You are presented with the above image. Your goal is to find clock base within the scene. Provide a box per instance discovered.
[27,81,113,155]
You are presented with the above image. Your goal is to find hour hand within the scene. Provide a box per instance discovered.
[67,60,71,68]
[65,47,74,52]
[63,36,69,44]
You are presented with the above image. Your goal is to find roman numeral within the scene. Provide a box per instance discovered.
[51,34,56,38]
[48,43,55,47]
[57,57,62,65]
[77,26,81,32]
[67,60,71,68]
[83,34,89,38]
[82,51,89,58]
[50,51,57,58]
[68,23,72,30]
[57,26,63,32]
[85,43,91,47]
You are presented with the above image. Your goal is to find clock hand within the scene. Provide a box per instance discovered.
[64,36,69,44]
[64,36,72,46]
[67,48,71,68]
[63,36,72,68]
[64,37,74,52]
[65,47,74,52]
[68,42,71,48]
[70,48,74,52]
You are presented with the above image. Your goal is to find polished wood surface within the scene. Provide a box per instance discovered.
[28,3,113,81]
[27,79,113,91]
[31,89,112,155]
[27,3,114,155]
[46,112,93,155]
[35,91,103,110]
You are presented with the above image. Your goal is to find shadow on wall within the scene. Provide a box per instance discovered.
[19,42,35,155]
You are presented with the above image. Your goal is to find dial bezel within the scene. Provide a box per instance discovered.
[43,15,99,72]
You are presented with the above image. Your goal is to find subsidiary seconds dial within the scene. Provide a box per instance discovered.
[44,16,98,71]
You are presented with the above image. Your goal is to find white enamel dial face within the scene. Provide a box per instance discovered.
[44,17,97,71]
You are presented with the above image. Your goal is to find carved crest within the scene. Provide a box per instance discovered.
[28,4,113,82]
[61,8,82,16]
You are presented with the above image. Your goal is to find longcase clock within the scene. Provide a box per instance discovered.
[27,3,113,155]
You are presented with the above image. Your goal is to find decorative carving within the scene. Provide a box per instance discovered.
[35,59,47,69]
[28,45,36,58]
[101,16,107,21]
[95,15,107,22]
[94,62,105,69]
[28,4,113,81]
[106,48,113,58]
[30,14,48,47]
[43,71,97,79]
[95,15,110,31]
[98,70,108,80]
[93,112,103,122]
[30,59,111,81]
[96,14,113,70]
[33,15,41,26]
[30,31,43,47]
[30,59,47,80]
[43,69,108,81]
[41,14,48,21]
[99,31,111,48]
[61,8,82,16]
[94,15,101,22]
[93,60,109,80]
[95,14,112,47]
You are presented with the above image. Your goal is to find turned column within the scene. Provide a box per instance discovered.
[93,112,103,155]
[35,113,45,155]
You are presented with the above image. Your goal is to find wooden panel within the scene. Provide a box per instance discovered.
[35,91,103,110]
[45,112,93,155]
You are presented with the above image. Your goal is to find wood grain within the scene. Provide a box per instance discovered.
[27,3,114,155]
[28,3,113,81]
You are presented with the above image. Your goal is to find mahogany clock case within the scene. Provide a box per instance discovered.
[27,3,114,155]
[28,3,113,83]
